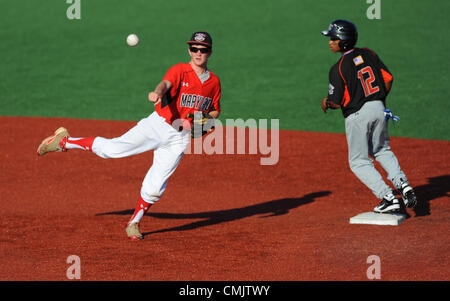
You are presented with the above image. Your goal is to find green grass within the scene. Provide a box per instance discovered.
[0,0,449,140]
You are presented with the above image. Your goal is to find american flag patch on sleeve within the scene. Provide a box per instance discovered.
[353,55,364,66]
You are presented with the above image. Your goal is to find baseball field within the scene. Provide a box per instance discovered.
[0,0,449,288]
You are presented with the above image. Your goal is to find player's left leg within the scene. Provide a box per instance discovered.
[141,144,186,202]
[125,118,190,240]
[126,195,152,240]
[125,146,187,240]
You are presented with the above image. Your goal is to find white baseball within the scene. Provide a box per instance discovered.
[126,34,139,47]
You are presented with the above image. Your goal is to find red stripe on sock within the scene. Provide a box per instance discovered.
[67,137,95,151]
[129,196,152,224]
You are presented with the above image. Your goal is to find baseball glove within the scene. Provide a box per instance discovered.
[186,112,215,138]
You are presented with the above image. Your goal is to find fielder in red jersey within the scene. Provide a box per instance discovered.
[37,31,222,241]
[155,62,221,125]
[150,31,221,124]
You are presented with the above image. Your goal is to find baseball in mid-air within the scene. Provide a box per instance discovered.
[126,34,139,47]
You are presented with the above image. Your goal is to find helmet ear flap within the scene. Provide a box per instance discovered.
[338,39,355,51]
[338,39,348,51]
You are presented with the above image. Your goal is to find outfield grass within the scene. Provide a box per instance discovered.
[0,0,449,140]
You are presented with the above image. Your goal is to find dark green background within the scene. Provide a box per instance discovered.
[0,0,448,140]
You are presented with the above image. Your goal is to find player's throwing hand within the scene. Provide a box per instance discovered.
[148,91,162,106]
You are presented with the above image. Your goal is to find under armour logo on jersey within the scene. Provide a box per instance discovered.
[182,82,189,87]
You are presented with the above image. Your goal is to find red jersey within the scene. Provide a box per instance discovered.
[155,62,221,125]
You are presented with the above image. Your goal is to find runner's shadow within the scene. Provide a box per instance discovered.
[96,191,331,237]
[409,174,449,217]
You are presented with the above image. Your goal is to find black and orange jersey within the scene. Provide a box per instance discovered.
[327,48,393,118]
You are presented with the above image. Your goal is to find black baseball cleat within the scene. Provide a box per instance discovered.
[398,181,418,208]
[374,194,400,213]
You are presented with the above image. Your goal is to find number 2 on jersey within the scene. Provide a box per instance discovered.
[357,66,379,97]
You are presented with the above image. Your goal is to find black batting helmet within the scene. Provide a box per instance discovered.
[321,19,358,51]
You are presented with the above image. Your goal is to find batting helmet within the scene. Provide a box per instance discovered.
[321,19,358,51]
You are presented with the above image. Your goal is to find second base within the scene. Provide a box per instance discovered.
[349,212,406,226]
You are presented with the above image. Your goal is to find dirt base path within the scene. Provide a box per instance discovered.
[0,116,448,281]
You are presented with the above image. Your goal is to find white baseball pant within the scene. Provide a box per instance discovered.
[92,112,191,204]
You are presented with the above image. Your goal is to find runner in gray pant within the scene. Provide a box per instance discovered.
[320,19,418,213]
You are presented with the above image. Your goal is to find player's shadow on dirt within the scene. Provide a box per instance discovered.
[404,174,449,217]
[96,191,330,237]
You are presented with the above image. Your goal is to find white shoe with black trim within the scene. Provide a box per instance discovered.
[374,194,400,213]
[398,180,417,208]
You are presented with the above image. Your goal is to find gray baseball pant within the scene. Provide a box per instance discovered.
[344,100,407,199]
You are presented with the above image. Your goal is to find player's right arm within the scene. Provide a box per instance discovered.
[149,63,183,106]
[366,48,394,96]
[380,62,393,96]
[385,79,393,96]
[149,80,172,106]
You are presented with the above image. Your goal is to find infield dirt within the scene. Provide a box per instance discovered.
[0,116,448,281]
